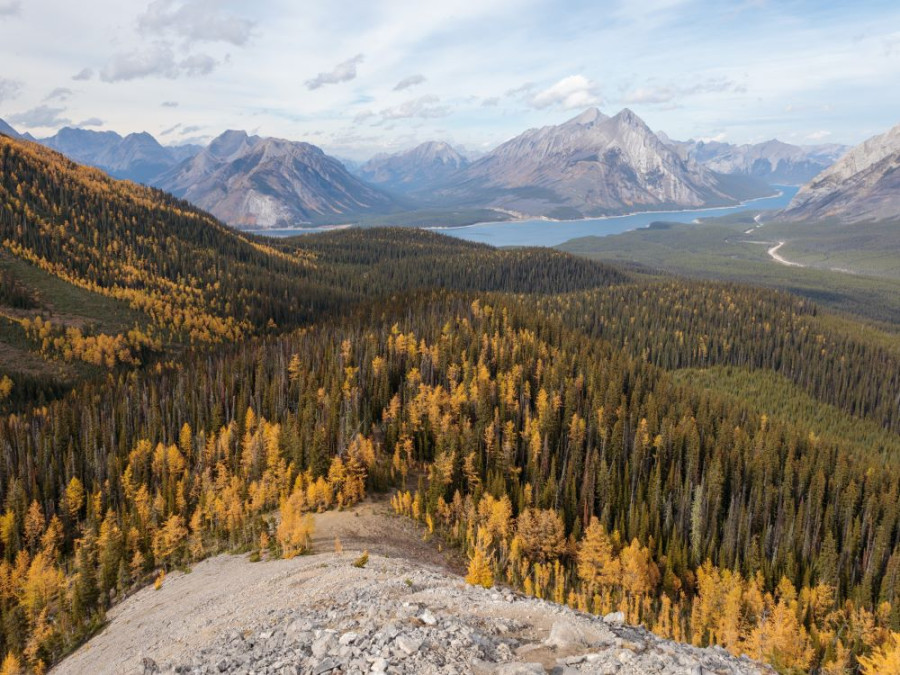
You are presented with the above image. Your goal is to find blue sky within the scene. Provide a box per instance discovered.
[0,0,898,159]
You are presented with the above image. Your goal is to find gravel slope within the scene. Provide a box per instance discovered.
[54,500,771,675]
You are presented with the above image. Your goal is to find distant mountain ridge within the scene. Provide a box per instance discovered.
[417,108,771,218]
[155,130,398,228]
[39,126,201,183]
[780,122,900,222]
[357,141,469,194]
[663,136,847,185]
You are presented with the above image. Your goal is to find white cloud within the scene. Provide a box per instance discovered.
[100,46,218,82]
[621,78,743,105]
[0,78,22,105]
[806,130,832,141]
[77,117,104,127]
[8,105,71,129]
[393,74,426,91]
[306,54,364,90]
[138,0,255,46]
[531,75,601,110]
[378,95,449,121]
[72,68,94,81]
[161,101,179,107]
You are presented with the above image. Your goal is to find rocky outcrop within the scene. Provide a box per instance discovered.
[155,131,398,228]
[57,551,770,675]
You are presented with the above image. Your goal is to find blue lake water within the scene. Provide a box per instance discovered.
[250,186,799,248]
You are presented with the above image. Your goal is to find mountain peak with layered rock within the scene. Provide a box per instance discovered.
[425,107,769,218]
[156,130,398,228]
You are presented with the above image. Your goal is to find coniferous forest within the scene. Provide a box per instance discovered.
[1,134,900,673]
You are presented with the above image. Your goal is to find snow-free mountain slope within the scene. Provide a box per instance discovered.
[358,141,469,193]
[429,107,770,218]
[40,127,201,183]
[156,130,398,228]
[666,137,847,184]
[780,122,900,222]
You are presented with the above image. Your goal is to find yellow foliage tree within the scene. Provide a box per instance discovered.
[859,631,900,675]
[576,519,621,592]
[276,490,315,558]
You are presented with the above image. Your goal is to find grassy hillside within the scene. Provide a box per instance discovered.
[558,211,900,325]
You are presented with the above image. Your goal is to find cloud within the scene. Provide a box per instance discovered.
[45,87,73,102]
[179,53,217,76]
[505,82,535,98]
[531,75,601,110]
[72,68,94,81]
[353,110,376,125]
[138,0,255,46]
[0,78,22,105]
[160,123,181,135]
[77,117,104,128]
[161,100,179,107]
[378,95,450,122]
[806,130,832,141]
[0,1,20,16]
[393,74,426,91]
[621,78,744,105]
[100,46,218,82]
[306,54,364,90]
[8,105,71,129]
[481,97,500,107]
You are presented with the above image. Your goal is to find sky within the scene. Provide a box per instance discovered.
[0,0,899,160]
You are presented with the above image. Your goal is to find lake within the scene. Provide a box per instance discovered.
[250,186,799,248]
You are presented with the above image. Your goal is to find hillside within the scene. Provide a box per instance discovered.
[0,133,899,674]
[428,108,772,218]
[780,122,900,221]
[0,133,623,403]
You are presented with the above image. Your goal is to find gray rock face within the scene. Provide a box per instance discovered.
[664,136,846,185]
[358,141,469,194]
[780,122,900,222]
[155,130,398,228]
[427,108,768,218]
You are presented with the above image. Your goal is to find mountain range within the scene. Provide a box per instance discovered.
[37,127,201,183]
[780,122,900,222]
[663,136,847,185]
[155,130,398,228]
[0,109,861,228]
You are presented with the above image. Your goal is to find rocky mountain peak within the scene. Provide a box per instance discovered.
[565,107,607,127]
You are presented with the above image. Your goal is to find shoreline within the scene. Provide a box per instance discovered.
[425,188,787,232]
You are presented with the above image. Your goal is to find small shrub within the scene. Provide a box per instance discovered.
[353,551,369,568]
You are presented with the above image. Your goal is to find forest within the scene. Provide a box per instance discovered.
[0,133,899,673]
